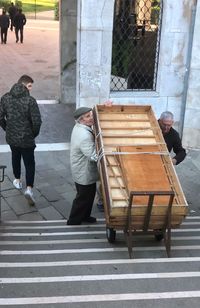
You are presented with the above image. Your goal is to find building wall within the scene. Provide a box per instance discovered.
[75,0,199,148]
[182,0,200,149]
[60,0,77,104]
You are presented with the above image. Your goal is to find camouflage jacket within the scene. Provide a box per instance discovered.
[0,83,42,148]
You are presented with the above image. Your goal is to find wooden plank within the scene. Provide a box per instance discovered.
[101,122,152,128]
[119,146,170,192]
[103,138,157,146]
[101,129,154,136]
[110,205,187,216]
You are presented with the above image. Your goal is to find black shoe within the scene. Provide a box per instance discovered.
[66,220,81,225]
[16,39,19,43]
[83,216,97,223]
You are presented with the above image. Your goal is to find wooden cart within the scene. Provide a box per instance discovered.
[93,105,188,258]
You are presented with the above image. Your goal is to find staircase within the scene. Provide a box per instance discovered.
[1,217,200,307]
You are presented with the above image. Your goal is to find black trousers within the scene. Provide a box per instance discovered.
[68,182,96,224]
[15,27,24,43]
[1,28,8,43]
[10,146,35,187]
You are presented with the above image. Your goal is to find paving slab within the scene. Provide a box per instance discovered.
[6,194,38,216]
[38,205,64,220]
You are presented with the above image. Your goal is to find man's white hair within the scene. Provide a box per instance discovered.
[160,111,174,121]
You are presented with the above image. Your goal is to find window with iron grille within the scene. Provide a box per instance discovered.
[110,0,162,91]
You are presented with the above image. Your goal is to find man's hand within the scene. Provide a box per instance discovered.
[172,158,177,165]
[102,100,113,106]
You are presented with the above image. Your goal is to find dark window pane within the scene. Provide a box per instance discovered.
[111,0,162,91]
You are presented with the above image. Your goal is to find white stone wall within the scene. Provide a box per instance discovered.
[76,0,115,107]
[77,0,199,147]
[182,0,200,149]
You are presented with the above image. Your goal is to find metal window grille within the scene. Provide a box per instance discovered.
[110,0,162,91]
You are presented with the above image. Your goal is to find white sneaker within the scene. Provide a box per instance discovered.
[13,179,22,190]
[24,188,35,205]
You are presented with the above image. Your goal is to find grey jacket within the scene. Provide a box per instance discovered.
[70,123,99,185]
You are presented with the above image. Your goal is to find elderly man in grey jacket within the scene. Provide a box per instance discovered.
[67,107,99,225]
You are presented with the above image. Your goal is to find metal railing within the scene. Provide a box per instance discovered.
[111,0,162,91]
[0,165,6,222]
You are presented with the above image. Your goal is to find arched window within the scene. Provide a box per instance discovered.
[111,0,162,91]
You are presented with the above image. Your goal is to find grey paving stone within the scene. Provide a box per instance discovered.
[1,177,13,190]
[6,195,38,215]
[1,198,10,211]
[51,200,69,218]
[2,188,22,198]
[1,210,18,221]
[39,186,63,202]
[34,196,51,209]
[35,182,50,189]
[18,212,45,221]
[36,169,59,178]
[54,181,75,193]
[38,206,64,220]
[61,191,75,205]
[43,175,67,186]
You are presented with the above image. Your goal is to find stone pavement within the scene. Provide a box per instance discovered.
[1,146,200,221]
[0,17,59,100]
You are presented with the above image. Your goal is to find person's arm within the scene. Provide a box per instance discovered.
[23,14,26,25]
[172,130,186,165]
[29,99,42,138]
[0,99,7,131]
[79,133,97,162]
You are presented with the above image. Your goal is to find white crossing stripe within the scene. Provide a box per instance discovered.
[1,245,200,255]
[0,224,106,230]
[0,291,200,305]
[0,235,200,246]
[0,143,70,153]
[1,221,200,230]
[1,216,200,224]
[1,228,200,237]
[1,271,200,284]
[1,256,200,268]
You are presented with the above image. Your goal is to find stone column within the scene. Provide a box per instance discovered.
[76,0,115,107]
[60,0,77,104]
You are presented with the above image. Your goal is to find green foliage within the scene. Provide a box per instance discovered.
[0,0,10,11]
[54,1,59,20]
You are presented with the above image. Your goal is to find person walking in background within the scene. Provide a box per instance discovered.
[0,9,10,44]
[14,8,26,43]
[158,111,186,165]
[0,75,42,205]
[8,2,17,31]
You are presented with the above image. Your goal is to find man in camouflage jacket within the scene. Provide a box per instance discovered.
[0,75,42,205]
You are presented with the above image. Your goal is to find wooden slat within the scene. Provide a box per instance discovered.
[100,122,152,128]
[103,138,157,146]
[99,113,149,121]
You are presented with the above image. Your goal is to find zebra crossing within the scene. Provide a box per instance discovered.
[0,216,200,307]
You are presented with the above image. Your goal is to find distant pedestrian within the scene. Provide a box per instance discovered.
[8,2,17,31]
[13,8,26,43]
[0,9,10,44]
[0,75,42,205]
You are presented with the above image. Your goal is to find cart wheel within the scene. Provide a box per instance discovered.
[154,233,164,241]
[106,227,116,243]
